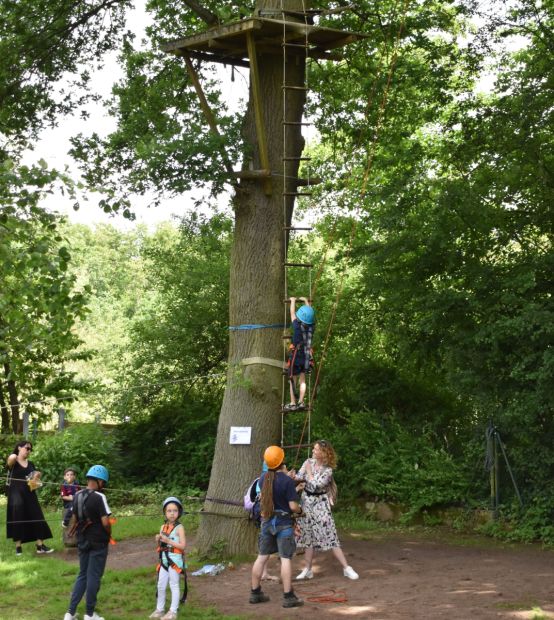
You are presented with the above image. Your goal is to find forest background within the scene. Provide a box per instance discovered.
[0,0,552,545]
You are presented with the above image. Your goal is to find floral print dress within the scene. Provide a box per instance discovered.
[295,458,340,550]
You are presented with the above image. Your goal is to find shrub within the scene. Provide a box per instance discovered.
[30,424,120,504]
[316,410,470,516]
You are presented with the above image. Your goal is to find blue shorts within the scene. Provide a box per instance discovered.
[258,516,296,559]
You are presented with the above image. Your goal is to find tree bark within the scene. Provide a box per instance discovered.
[0,384,9,433]
[196,0,308,556]
[4,362,21,434]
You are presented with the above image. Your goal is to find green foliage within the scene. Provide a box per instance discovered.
[0,504,236,620]
[116,400,219,490]
[318,411,470,517]
[31,424,120,504]
[61,222,152,403]
[0,0,131,154]
[105,213,230,421]
[480,495,554,545]
[0,163,92,431]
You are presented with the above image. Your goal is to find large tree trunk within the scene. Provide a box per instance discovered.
[196,0,308,556]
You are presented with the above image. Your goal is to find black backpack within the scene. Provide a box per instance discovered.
[68,488,94,536]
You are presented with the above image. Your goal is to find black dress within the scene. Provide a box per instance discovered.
[6,460,52,543]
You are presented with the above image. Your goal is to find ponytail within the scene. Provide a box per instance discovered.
[260,470,275,518]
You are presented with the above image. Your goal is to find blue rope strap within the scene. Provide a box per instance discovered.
[229,323,286,331]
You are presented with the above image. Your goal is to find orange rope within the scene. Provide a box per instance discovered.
[296,587,348,603]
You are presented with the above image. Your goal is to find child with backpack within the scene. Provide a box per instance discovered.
[63,464,111,620]
[284,296,315,411]
[149,497,187,620]
[244,462,278,581]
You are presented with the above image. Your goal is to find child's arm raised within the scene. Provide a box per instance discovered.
[289,296,297,322]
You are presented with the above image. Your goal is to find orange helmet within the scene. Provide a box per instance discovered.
[264,445,285,470]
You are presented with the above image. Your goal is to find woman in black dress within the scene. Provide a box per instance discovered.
[6,440,54,555]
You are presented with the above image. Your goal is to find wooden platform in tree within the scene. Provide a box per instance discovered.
[161,17,368,67]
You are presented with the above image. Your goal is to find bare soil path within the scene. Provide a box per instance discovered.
[61,530,554,619]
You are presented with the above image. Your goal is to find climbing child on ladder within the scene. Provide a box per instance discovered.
[284,297,315,411]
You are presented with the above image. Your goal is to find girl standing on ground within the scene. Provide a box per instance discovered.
[150,497,187,620]
[294,440,359,580]
[6,440,54,555]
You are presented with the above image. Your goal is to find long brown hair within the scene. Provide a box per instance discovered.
[260,470,276,518]
[316,440,337,469]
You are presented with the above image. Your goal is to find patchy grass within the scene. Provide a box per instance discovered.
[0,501,242,620]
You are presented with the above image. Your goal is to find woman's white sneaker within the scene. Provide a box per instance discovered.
[295,567,313,580]
[343,565,359,580]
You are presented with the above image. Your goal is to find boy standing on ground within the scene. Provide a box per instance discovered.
[63,464,111,620]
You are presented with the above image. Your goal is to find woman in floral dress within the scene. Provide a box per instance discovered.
[294,440,359,580]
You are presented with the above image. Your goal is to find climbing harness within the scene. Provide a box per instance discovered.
[156,521,188,604]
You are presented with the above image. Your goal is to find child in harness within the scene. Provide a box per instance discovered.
[149,497,187,620]
[284,296,315,411]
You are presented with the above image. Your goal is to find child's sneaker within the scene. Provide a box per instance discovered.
[296,401,306,411]
[283,403,297,412]
[282,592,304,608]
[36,544,54,554]
[84,614,104,620]
[161,612,177,620]
[15,546,22,556]
[149,612,164,619]
[63,614,77,620]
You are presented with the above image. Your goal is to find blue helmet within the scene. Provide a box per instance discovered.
[86,465,109,484]
[163,496,183,517]
[296,305,315,325]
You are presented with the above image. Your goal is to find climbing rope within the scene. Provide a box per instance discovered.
[289,0,411,468]
[280,0,314,455]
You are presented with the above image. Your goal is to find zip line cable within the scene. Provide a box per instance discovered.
[5,509,249,526]
[0,371,227,412]
[4,477,243,509]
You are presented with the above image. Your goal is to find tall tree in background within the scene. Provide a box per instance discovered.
[347,0,554,498]
[73,0,312,553]
[0,166,90,433]
[0,0,132,431]
[69,0,473,552]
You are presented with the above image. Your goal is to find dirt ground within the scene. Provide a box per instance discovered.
[61,530,554,619]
